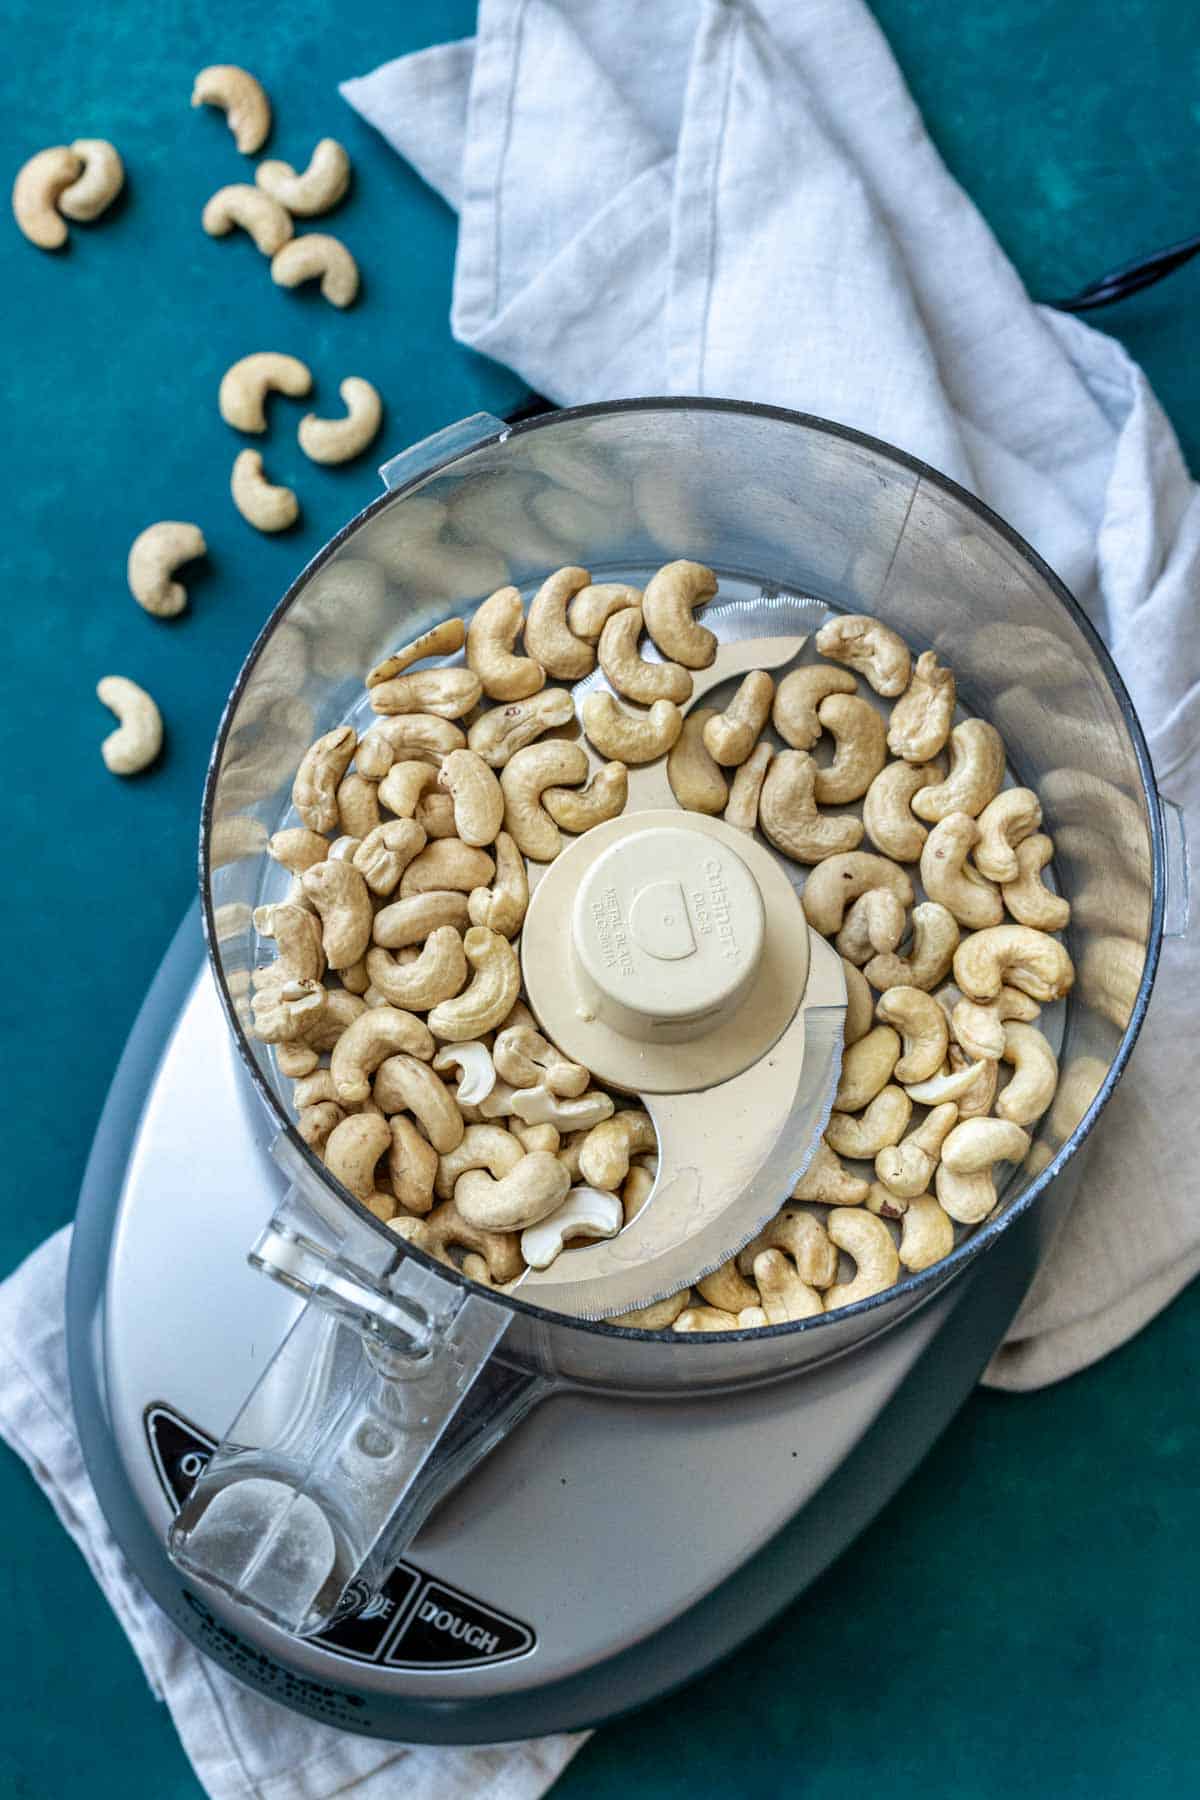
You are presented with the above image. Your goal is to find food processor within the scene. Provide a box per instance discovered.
[68,399,1188,1742]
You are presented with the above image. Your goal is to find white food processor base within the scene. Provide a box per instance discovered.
[67,908,1040,1744]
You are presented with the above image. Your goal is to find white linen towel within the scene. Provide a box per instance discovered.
[2,5,1196,1798]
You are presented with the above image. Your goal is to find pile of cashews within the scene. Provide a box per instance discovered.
[12,67,382,776]
[252,562,1072,1329]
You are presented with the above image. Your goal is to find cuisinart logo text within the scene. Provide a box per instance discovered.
[691,857,739,961]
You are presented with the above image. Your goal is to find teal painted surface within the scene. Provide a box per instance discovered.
[0,1,1195,1794]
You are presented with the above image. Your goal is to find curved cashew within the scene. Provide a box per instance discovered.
[277,1041,319,1079]
[219,353,311,434]
[501,740,588,860]
[875,1103,958,1199]
[942,1117,1031,1176]
[251,975,326,1044]
[523,567,596,680]
[457,1152,571,1233]
[255,137,350,215]
[97,675,163,774]
[702,671,774,768]
[467,587,545,701]
[436,749,504,848]
[543,762,628,834]
[336,773,380,840]
[270,826,330,873]
[673,1306,747,1334]
[598,604,693,704]
[231,449,298,532]
[324,1112,391,1203]
[862,760,940,862]
[607,1290,692,1331]
[298,377,382,466]
[580,694,682,764]
[920,812,1004,929]
[724,741,773,832]
[271,233,360,306]
[825,1208,901,1309]
[192,64,271,152]
[511,1087,614,1130]
[824,1086,912,1158]
[125,519,207,620]
[366,618,467,689]
[864,901,960,993]
[903,1058,989,1107]
[833,1025,901,1112]
[816,615,910,697]
[772,665,857,749]
[391,1201,522,1284]
[836,890,906,965]
[427,927,520,1041]
[431,1042,496,1110]
[759,750,862,861]
[203,184,292,254]
[567,582,641,642]
[467,687,575,766]
[887,650,956,761]
[813,694,887,804]
[297,989,367,1052]
[353,819,426,896]
[302,858,373,967]
[875,986,949,1083]
[254,901,325,982]
[365,929,466,1009]
[388,1116,438,1215]
[791,1141,870,1206]
[911,720,1005,822]
[373,1053,463,1152]
[935,1164,996,1227]
[974,787,1042,883]
[801,852,914,937]
[996,1021,1059,1126]
[330,1006,435,1104]
[842,958,875,1046]
[468,830,529,937]
[370,668,482,720]
[577,1111,656,1190]
[521,1186,623,1268]
[1003,833,1071,930]
[297,1101,344,1152]
[358,714,465,776]
[953,925,1074,1003]
[621,1162,656,1223]
[59,139,125,221]
[400,839,495,898]
[435,1124,524,1198]
[697,1259,761,1314]
[899,1193,956,1272]
[667,708,728,814]
[736,1207,838,1288]
[495,1025,589,1098]
[12,146,82,249]
[949,986,1037,1061]
[753,1250,823,1322]
[641,560,718,668]
[377,760,440,817]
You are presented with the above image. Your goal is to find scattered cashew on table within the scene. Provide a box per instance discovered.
[246,566,1071,1333]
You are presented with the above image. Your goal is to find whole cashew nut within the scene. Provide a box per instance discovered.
[667,708,728,814]
[271,233,360,307]
[400,839,495,897]
[366,930,467,1009]
[59,139,125,221]
[736,1208,838,1287]
[1002,834,1071,931]
[887,651,956,761]
[875,986,950,1083]
[942,1116,1031,1175]
[902,1059,989,1107]
[813,694,888,804]
[377,760,440,818]
[862,760,940,862]
[911,720,1006,822]
[521,1186,623,1267]
[543,762,628,834]
[97,675,163,775]
[759,750,863,862]
[203,184,293,255]
[842,958,875,1046]
[270,826,331,874]
[468,830,529,937]
[607,1290,692,1331]
[373,1054,464,1152]
[833,1025,901,1112]
[370,668,482,720]
[428,927,521,1041]
[641,560,718,669]
[580,695,683,764]
[801,853,914,937]
[816,615,911,697]
[523,566,597,679]
[219,353,312,433]
[353,819,427,896]
[825,1208,902,1308]
[391,1202,522,1284]
[432,1042,497,1109]
[836,891,907,966]
[567,582,642,642]
[126,521,207,619]
[324,1112,391,1203]
[511,1086,615,1130]
[495,1024,590,1098]
[256,137,350,216]
[231,449,299,532]
[864,901,960,993]
[698,1260,761,1315]
[578,1110,656,1189]
[389,1116,438,1214]
[974,788,1043,883]
[366,618,467,689]
[437,748,504,847]
[456,1151,572,1232]
[898,1193,956,1272]
[501,740,589,860]
[375,889,471,949]
[254,900,325,982]
[824,1086,912,1158]
[12,146,83,249]
[298,1101,345,1152]
[467,687,575,766]
[192,64,271,153]
[599,604,693,704]
[299,378,382,466]
[996,1021,1059,1125]
[358,715,465,776]
[935,1163,1000,1227]
[953,925,1074,1003]
[703,670,774,767]
[920,812,1004,929]
[753,1249,824,1322]
[337,773,380,839]
[293,726,360,831]
[791,1141,870,1206]
[301,858,373,967]
[875,1102,958,1198]
[724,741,773,832]
[772,665,857,749]
[467,587,545,701]
[949,987,1038,1061]
[330,1006,435,1104]
[436,1123,523,1198]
